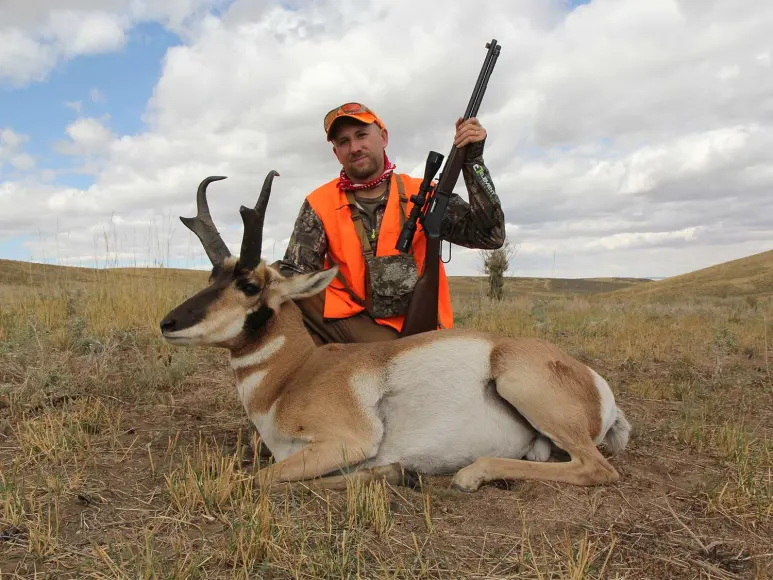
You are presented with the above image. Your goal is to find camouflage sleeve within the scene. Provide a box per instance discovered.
[279,199,327,276]
[439,139,506,250]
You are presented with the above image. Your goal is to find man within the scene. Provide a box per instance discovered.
[278,102,505,345]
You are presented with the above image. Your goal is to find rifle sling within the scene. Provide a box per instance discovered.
[329,174,408,312]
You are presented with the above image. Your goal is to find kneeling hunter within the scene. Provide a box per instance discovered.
[277,102,506,345]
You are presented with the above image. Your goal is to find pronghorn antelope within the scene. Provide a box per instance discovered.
[160,172,631,492]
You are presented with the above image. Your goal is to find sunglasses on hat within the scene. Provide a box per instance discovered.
[323,102,385,139]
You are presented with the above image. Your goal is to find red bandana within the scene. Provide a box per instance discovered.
[337,152,396,192]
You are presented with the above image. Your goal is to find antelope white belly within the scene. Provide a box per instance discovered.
[363,337,538,474]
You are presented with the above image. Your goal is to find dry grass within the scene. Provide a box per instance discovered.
[1,261,772,578]
[603,248,773,300]
[448,274,650,302]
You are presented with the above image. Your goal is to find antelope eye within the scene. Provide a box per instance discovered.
[242,283,261,296]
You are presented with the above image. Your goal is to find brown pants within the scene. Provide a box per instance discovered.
[294,291,399,345]
[270,261,399,346]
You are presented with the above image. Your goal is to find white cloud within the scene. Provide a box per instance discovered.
[44,11,128,57]
[55,117,115,157]
[1,129,28,150]
[0,129,36,174]
[0,1,225,86]
[0,28,55,86]
[89,88,106,104]
[583,226,705,252]
[2,0,773,278]
[9,154,36,172]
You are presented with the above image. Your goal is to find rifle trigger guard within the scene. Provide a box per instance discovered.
[441,240,452,264]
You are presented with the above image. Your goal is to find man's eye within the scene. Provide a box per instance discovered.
[242,283,260,296]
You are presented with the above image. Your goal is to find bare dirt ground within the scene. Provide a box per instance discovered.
[1,265,771,578]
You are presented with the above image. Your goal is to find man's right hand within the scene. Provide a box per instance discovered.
[454,117,487,149]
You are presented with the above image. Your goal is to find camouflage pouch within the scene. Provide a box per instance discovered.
[364,253,419,319]
[341,175,418,319]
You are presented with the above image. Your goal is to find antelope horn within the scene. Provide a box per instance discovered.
[238,170,280,270]
[180,176,232,266]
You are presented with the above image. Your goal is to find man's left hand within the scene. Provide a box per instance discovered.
[454,117,487,149]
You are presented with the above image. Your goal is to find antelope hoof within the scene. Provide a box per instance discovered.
[450,467,484,493]
[526,436,551,462]
[249,435,274,461]
[400,469,421,490]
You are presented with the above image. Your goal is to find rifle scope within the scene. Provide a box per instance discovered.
[395,150,444,253]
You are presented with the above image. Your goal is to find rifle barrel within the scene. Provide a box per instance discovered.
[420,39,501,239]
[470,45,500,118]
[464,39,500,120]
[443,39,500,176]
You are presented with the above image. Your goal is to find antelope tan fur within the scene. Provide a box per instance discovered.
[160,172,632,492]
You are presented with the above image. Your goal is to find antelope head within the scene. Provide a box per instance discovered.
[159,171,338,349]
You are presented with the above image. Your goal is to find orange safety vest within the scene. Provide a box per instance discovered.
[306,172,454,333]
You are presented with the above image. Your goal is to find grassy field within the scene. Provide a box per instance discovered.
[601,249,773,301]
[447,275,650,302]
[1,257,772,578]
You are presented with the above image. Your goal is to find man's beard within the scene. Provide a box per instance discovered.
[346,153,380,180]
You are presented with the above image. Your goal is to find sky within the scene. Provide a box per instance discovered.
[1,0,771,279]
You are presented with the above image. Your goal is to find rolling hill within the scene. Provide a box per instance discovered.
[0,259,208,304]
[447,275,650,302]
[2,247,771,305]
[0,258,209,287]
[0,258,650,304]
[600,248,773,300]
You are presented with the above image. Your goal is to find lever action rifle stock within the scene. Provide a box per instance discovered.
[396,38,501,337]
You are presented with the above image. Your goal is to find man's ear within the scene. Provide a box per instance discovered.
[332,143,343,163]
[268,266,339,307]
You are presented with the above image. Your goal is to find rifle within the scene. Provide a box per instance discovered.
[396,38,501,337]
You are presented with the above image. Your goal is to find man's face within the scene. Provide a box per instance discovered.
[330,120,388,181]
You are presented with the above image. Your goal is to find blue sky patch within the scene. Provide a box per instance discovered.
[0,236,34,262]
[0,21,180,190]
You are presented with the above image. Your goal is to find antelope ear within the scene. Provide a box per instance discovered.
[271,266,339,304]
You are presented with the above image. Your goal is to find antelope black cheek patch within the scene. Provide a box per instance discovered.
[244,305,274,337]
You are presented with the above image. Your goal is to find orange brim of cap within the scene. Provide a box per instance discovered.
[325,112,385,140]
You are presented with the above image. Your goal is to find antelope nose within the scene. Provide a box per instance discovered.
[160,317,177,333]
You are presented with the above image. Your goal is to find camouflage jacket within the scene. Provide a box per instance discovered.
[279,139,505,278]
